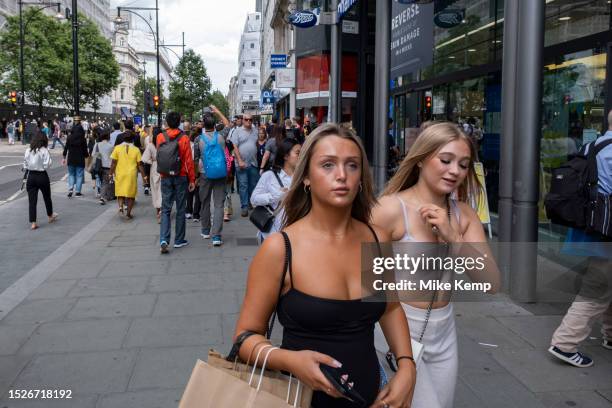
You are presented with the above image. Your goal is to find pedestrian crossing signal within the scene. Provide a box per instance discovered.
[9,91,17,106]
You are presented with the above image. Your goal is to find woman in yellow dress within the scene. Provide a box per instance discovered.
[110,130,148,219]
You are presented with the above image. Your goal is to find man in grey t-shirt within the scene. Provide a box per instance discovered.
[230,113,260,216]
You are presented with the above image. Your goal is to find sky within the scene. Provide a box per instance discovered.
[111,0,257,95]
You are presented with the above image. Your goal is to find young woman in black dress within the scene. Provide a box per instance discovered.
[234,123,416,408]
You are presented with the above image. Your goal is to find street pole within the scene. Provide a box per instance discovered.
[71,0,80,117]
[18,0,25,144]
[373,0,390,192]
[182,32,185,56]
[155,0,161,126]
[329,0,341,123]
[142,61,148,126]
[499,0,519,291]
[510,0,544,302]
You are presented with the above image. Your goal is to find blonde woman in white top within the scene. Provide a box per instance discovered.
[142,132,162,223]
[24,132,58,230]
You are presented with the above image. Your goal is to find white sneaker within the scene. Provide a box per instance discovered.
[185,213,192,219]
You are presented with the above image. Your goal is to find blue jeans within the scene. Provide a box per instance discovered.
[160,176,188,245]
[51,136,64,149]
[236,165,260,210]
[67,165,84,193]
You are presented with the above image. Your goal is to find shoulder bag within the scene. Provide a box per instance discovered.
[250,171,284,233]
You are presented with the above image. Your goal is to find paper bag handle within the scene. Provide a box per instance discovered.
[248,344,274,386]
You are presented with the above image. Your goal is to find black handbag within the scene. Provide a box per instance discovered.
[249,171,284,233]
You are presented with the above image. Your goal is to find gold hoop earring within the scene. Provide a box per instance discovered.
[304,185,311,193]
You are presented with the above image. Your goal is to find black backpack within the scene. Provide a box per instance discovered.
[544,138,612,231]
[156,131,185,176]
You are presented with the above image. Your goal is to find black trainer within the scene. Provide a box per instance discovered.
[548,346,593,367]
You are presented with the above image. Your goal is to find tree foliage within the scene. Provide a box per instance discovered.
[0,9,119,116]
[208,90,230,119]
[134,76,158,116]
[56,13,120,113]
[0,8,67,116]
[167,49,211,120]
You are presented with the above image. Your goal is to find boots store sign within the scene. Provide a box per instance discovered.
[390,1,434,78]
[289,11,318,28]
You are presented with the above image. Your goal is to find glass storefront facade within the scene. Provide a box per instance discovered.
[390,0,611,238]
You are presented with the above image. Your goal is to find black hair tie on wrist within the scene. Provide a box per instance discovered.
[395,355,415,366]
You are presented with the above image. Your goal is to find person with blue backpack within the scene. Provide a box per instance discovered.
[194,113,228,246]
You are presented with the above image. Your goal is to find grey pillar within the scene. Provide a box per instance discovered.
[498,0,519,291]
[510,0,544,302]
[373,0,390,191]
[330,0,342,123]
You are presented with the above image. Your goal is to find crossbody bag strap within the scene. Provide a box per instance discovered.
[272,170,284,188]
[266,231,291,339]
[418,196,453,343]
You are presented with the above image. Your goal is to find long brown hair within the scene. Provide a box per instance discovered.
[382,122,481,202]
[282,123,375,227]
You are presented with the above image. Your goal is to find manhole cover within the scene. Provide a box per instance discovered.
[236,237,259,246]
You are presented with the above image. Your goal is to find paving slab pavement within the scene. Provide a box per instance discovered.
[0,187,610,407]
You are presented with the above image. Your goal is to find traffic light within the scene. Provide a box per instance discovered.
[9,91,17,107]
[145,90,154,112]
[153,95,160,109]
[424,95,432,119]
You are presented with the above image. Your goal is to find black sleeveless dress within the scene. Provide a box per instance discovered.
[277,230,386,407]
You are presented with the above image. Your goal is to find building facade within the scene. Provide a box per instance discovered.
[236,12,262,115]
[111,25,141,118]
[260,0,296,120]
[228,76,240,117]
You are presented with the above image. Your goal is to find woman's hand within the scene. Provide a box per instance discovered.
[371,365,416,408]
[419,204,461,243]
[285,350,345,399]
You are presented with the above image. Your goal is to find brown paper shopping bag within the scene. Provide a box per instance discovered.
[179,346,311,408]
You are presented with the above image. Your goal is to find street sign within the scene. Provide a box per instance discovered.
[337,0,358,21]
[261,90,276,105]
[271,54,287,69]
[133,115,142,125]
[288,11,318,28]
[342,20,359,34]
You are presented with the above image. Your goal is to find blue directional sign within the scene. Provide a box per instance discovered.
[337,0,358,21]
[288,10,318,28]
[271,54,287,69]
[261,90,275,105]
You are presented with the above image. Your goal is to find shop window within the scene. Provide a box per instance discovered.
[540,48,607,232]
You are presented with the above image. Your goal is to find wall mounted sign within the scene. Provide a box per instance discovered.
[337,0,358,22]
[289,11,318,28]
[390,2,434,78]
[434,9,465,29]
[270,54,287,69]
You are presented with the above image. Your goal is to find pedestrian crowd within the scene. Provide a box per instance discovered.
[16,105,611,408]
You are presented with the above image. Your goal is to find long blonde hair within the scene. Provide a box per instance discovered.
[382,122,481,202]
[282,123,375,227]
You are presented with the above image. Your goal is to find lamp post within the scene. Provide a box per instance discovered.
[115,3,161,125]
[18,1,63,143]
[141,60,148,126]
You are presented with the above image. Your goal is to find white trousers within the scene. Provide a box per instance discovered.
[404,303,458,408]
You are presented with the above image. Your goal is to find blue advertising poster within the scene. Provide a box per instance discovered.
[390,2,434,78]
[271,54,287,69]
